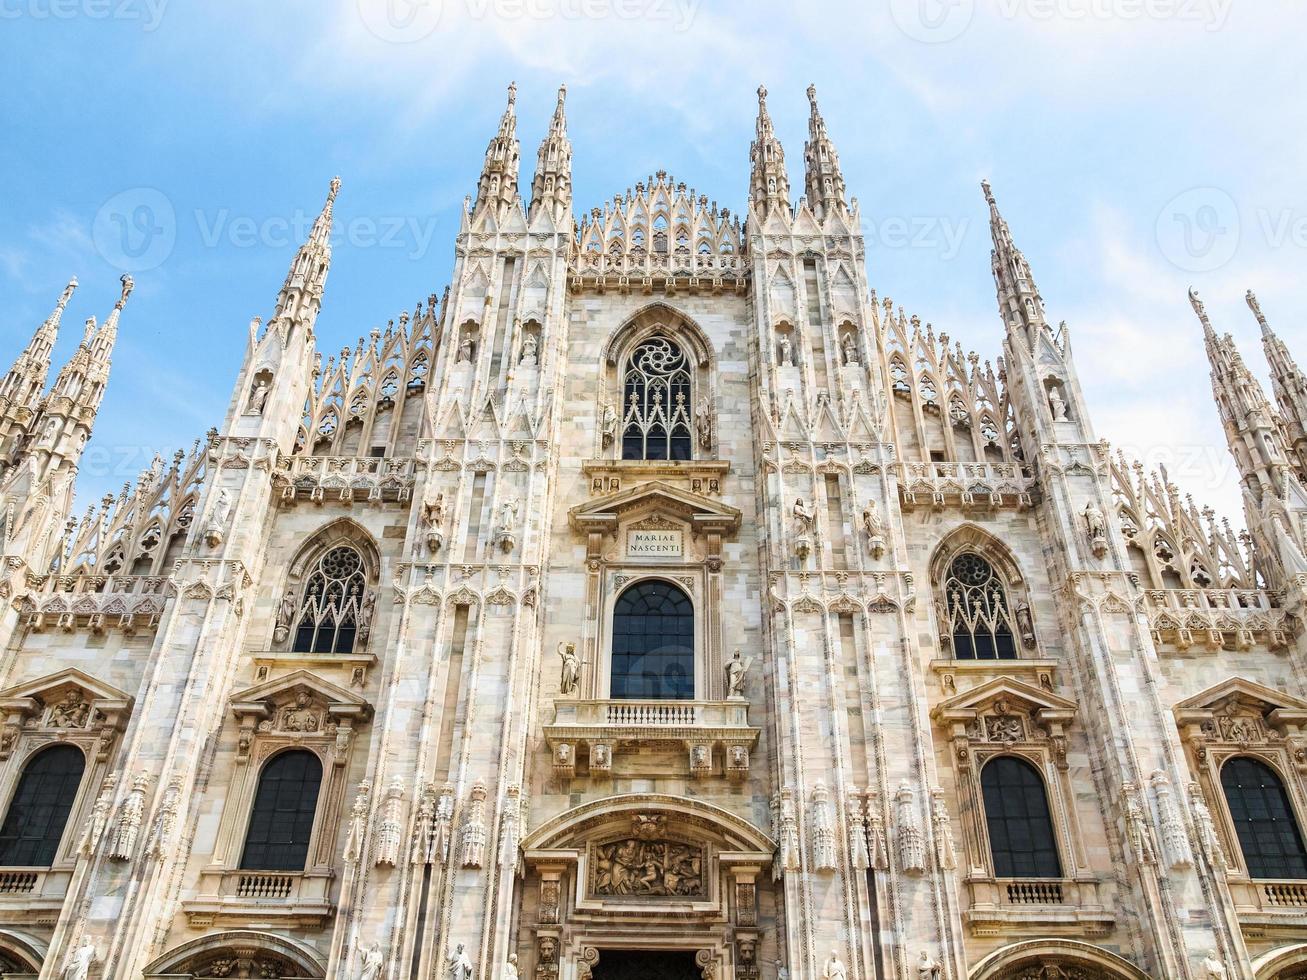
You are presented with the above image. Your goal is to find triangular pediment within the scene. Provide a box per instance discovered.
[569,480,740,536]
[0,667,131,708]
[932,675,1076,723]
[1174,676,1307,718]
[230,668,371,720]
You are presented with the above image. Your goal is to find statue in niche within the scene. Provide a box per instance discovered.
[1048,384,1069,421]
[841,333,860,366]
[519,332,538,366]
[1202,955,1228,980]
[695,396,713,452]
[447,945,473,980]
[422,493,445,554]
[246,377,271,415]
[778,333,794,367]
[725,648,751,699]
[1015,601,1037,648]
[456,334,475,363]
[862,500,885,558]
[1084,500,1108,556]
[203,487,231,548]
[62,941,96,980]
[274,588,298,644]
[822,952,846,980]
[600,403,618,447]
[48,689,90,728]
[358,945,384,980]
[792,498,814,536]
[558,642,581,695]
[494,498,519,552]
[916,952,941,980]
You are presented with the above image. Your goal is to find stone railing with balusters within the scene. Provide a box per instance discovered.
[184,867,335,927]
[544,698,759,781]
[897,461,1037,510]
[1227,878,1307,922]
[569,250,749,293]
[17,574,174,634]
[1143,588,1292,651]
[964,877,1113,937]
[273,454,416,504]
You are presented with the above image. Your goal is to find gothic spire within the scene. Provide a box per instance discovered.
[275,176,339,324]
[1191,287,1294,503]
[474,82,522,221]
[528,84,572,227]
[47,274,132,418]
[0,276,76,416]
[749,85,790,218]
[983,180,1048,344]
[803,84,846,219]
[1249,289,1307,479]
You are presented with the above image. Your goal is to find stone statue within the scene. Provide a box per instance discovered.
[456,334,475,363]
[63,940,96,980]
[357,589,376,642]
[695,395,712,451]
[79,773,117,857]
[423,493,445,554]
[917,951,941,980]
[601,403,618,447]
[247,377,270,415]
[275,588,298,638]
[841,333,859,365]
[1084,500,1107,555]
[1189,781,1228,870]
[1202,954,1228,980]
[862,500,885,558]
[822,951,846,980]
[503,954,520,980]
[724,648,750,699]
[558,642,581,695]
[49,688,90,728]
[792,498,814,536]
[495,498,519,552]
[778,334,794,367]
[281,691,319,732]
[1048,384,1069,421]
[519,333,538,366]
[448,943,474,980]
[359,944,384,980]
[1015,601,1037,648]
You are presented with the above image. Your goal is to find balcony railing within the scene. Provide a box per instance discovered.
[544,698,760,780]
[1005,879,1064,904]
[19,574,172,633]
[897,461,1036,510]
[0,870,38,894]
[235,872,295,899]
[1142,588,1291,651]
[1228,878,1307,921]
[964,877,1114,937]
[274,455,416,504]
[183,868,334,927]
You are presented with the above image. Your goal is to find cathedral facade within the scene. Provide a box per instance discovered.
[0,83,1305,980]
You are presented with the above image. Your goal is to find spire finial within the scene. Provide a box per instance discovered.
[1246,289,1271,334]
[116,273,134,310]
[806,83,817,105]
[757,84,767,105]
[981,178,996,207]
[1189,287,1215,336]
[328,176,341,204]
[508,80,517,106]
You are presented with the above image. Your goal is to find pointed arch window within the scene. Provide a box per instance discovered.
[293,545,368,654]
[0,745,85,866]
[944,552,1018,660]
[240,750,323,872]
[611,580,695,700]
[982,756,1062,878]
[621,337,694,461]
[1221,756,1307,879]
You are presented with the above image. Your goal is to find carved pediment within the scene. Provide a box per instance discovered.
[230,669,372,729]
[569,481,741,538]
[0,667,133,729]
[932,676,1077,730]
[1174,676,1307,740]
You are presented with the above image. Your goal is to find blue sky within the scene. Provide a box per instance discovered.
[1,0,1304,521]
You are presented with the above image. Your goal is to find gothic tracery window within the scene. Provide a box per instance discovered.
[981,756,1062,878]
[621,337,693,462]
[944,552,1018,660]
[292,544,369,654]
[0,745,85,866]
[1221,756,1307,879]
[611,581,695,700]
[239,749,323,872]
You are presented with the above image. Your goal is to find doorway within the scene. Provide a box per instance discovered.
[590,949,700,980]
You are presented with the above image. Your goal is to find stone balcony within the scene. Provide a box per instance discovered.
[896,461,1037,510]
[1228,877,1307,933]
[543,698,760,780]
[272,454,416,504]
[183,868,335,928]
[964,875,1115,937]
[0,867,71,919]
[1142,588,1291,651]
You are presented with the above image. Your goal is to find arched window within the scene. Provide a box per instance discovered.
[981,757,1062,878]
[240,750,323,872]
[944,552,1018,660]
[611,580,694,700]
[292,545,368,654]
[621,337,693,461]
[0,745,85,866]
[1221,756,1307,879]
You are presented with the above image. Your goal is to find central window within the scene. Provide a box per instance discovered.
[293,545,367,654]
[944,552,1018,660]
[611,580,694,700]
[622,337,693,461]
